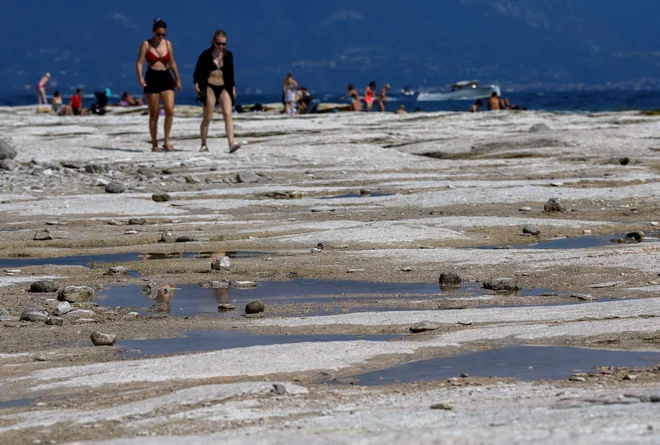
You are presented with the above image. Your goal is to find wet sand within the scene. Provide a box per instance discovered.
[1,105,660,443]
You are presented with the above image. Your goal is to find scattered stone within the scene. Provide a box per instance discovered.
[311,248,323,253]
[217,304,236,311]
[550,182,564,187]
[583,229,592,235]
[159,231,175,243]
[107,266,127,275]
[211,256,231,271]
[619,157,630,166]
[0,159,20,171]
[359,189,371,196]
[483,277,519,293]
[33,229,54,241]
[651,222,659,227]
[625,231,644,243]
[64,310,96,319]
[439,272,462,286]
[20,310,49,323]
[73,318,97,324]
[569,376,587,382]
[57,286,95,303]
[105,182,126,194]
[46,316,63,326]
[152,193,172,202]
[589,281,624,289]
[124,230,139,235]
[107,220,120,226]
[211,280,230,289]
[571,293,597,302]
[0,138,18,160]
[95,178,110,187]
[272,383,289,395]
[430,403,454,411]
[519,207,532,212]
[30,281,58,293]
[400,267,413,272]
[544,197,566,213]
[236,171,259,183]
[84,164,104,174]
[232,281,257,288]
[523,225,541,236]
[458,321,473,326]
[175,236,198,243]
[245,300,265,314]
[53,301,72,316]
[410,322,440,333]
[128,218,146,225]
[185,175,200,184]
[623,374,637,381]
[91,331,117,346]
[126,312,141,319]
[529,123,551,133]
[347,269,366,273]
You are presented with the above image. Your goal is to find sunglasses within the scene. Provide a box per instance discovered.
[156,33,167,37]
[214,41,227,47]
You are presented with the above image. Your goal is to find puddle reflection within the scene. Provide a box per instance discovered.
[477,233,660,250]
[341,346,660,386]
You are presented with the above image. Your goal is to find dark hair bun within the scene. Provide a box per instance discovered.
[152,18,167,31]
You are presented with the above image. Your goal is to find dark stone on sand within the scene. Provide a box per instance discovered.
[128,218,146,225]
[619,157,630,166]
[523,225,541,236]
[62,162,84,169]
[30,281,58,293]
[544,197,566,213]
[175,236,198,243]
[625,231,644,243]
[85,164,105,174]
[439,272,462,285]
[236,171,259,184]
[185,175,200,184]
[359,189,371,196]
[245,300,265,314]
[152,193,172,202]
[0,138,18,160]
[105,182,126,194]
[91,331,117,346]
[46,316,64,326]
[20,310,49,323]
[529,123,552,133]
[483,277,519,293]
[217,304,236,312]
[57,286,95,303]
[33,229,54,241]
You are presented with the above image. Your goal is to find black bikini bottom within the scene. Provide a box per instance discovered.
[203,84,235,105]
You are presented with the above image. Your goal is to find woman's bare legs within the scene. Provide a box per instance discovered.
[37,88,46,106]
[160,90,175,150]
[219,89,239,152]
[200,87,217,149]
[145,93,161,151]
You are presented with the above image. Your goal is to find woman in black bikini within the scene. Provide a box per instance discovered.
[193,29,240,153]
[136,18,182,152]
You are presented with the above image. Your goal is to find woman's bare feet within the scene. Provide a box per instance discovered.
[163,144,175,152]
[152,146,162,152]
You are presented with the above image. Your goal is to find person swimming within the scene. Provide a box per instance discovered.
[341,84,363,112]
[364,81,376,112]
[193,29,241,153]
[136,18,182,152]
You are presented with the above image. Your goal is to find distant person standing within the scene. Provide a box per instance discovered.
[377,84,391,112]
[364,81,376,112]
[282,73,298,115]
[193,29,241,153]
[36,73,50,107]
[136,18,182,152]
[341,84,363,112]
[487,92,502,111]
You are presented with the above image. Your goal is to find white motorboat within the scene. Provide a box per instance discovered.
[417,81,501,102]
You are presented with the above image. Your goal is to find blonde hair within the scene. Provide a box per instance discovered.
[45,72,51,77]
[211,29,228,53]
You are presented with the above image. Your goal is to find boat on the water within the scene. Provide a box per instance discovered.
[417,81,501,102]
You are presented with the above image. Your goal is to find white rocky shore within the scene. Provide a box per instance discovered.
[1,105,660,444]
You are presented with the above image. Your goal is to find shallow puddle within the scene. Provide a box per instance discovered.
[97,280,444,317]
[0,250,271,269]
[343,346,660,385]
[117,330,402,359]
[319,192,394,200]
[478,233,660,250]
[0,398,36,409]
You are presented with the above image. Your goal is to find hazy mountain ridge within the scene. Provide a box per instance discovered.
[1,0,658,94]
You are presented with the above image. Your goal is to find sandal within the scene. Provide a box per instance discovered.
[152,146,162,153]
[163,144,175,152]
[229,142,241,154]
[200,144,209,152]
